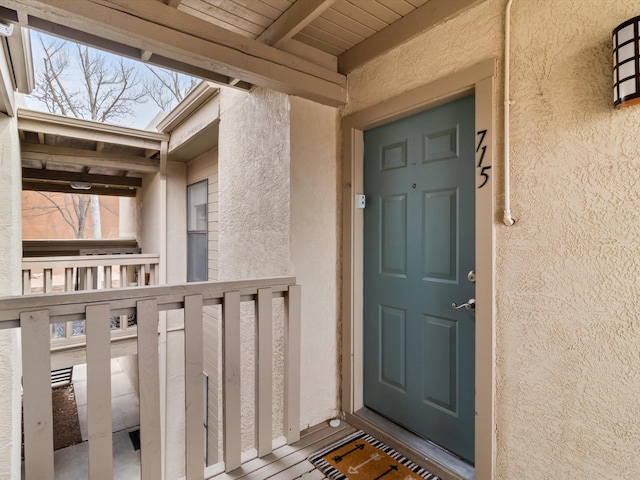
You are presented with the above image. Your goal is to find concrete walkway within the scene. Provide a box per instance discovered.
[53,358,141,479]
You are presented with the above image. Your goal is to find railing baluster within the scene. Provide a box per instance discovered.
[104,266,112,290]
[137,298,162,480]
[21,309,54,480]
[86,304,113,479]
[22,269,31,295]
[65,268,74,338]
[256,288,273,457]
[223,291,241,472]
[120,265,127,288]
[86,267,94,291]
[149,264,157,285]
[184,294,204,480]
[284,285,301,444]
[44,268,53,293]
[139,264,146,286]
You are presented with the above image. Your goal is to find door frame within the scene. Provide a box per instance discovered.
[341,58,497,480]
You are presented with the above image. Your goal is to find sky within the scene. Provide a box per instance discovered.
[23,31,198,130]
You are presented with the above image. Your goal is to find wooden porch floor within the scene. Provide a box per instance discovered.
[211,421,357,480]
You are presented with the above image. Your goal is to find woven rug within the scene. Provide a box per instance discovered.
[309,431,440,480]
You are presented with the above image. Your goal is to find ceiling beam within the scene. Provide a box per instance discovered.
[1,0,347,106]
[164,0,182,8]
[22,180,137,196]
[21,143,160,174]
[338,0,486,74]
[22,167,142,187]
[18,108,167,151]
[257,0,335,47]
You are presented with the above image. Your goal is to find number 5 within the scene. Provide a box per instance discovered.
[479,166,491,189]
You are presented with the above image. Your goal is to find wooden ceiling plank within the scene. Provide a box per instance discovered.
[320,7,376,38]
[22,180,137,197]
[403,0,429,6]
[177,4,255,37]
[202,0,273,28]
[259,0,293,12]
[22,167,143,188]
[375,0,414,17]
[347,0,401,24]
[306,16,366,45]
[180,0,265,36]
[233,0,281,21]
[21,143,160,174]
[2,0,346,106]
[257,0,336,47]
[293,32,343,57]
[299,24,354,52]
[331,1,388,31]
[338,0,486,74]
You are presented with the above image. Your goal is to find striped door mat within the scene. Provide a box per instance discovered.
[309,431,440,480]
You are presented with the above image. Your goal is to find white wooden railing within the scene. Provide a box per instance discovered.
[0,277,300,480]
[22,254,160,345]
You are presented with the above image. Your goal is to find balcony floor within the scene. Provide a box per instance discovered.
[49,417,354,479]
[212,421,357,480]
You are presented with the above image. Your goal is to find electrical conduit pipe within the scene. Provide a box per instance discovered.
[503,0,516,226]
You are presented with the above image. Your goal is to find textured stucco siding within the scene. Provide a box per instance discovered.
[218,88,291,452]
[0,114,23,480]
[290,96,340,428]
[217,88,340,449]
[346,0,640,478]
[218,88,291,281]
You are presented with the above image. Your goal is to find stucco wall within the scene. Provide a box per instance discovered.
[0,114,22,480]
[218,88,341,448]
[290,96,340,427]
[346,0,640,478]
[218,88,291,281]
[218,87,291,451]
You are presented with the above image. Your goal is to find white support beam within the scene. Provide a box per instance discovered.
[18,108,168,150]
[338,0,486,74]
[22,167,143,187]
[257,0,336,47]
[21,143,160,174]
[0,39,16,116]
[1,0,347,106]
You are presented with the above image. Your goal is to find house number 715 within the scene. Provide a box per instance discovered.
[476,129,491,189]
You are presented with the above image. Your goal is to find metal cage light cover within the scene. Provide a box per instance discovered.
[613,15,640,108]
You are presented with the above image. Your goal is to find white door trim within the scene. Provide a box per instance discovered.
[341,58,498,480]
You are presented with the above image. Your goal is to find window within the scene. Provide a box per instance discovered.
[187,180,207,282]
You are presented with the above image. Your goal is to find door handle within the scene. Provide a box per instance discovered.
[451,298,475,311]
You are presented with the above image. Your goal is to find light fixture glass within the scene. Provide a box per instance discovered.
[70,181,91,190]
[613,16,640,108]
[0,22,13,37]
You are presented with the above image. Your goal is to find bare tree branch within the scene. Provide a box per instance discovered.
[143,65,198,111]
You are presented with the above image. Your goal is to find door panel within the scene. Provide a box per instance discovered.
[363,95,475,462]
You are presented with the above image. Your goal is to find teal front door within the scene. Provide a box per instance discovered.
[363,95,476,463]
